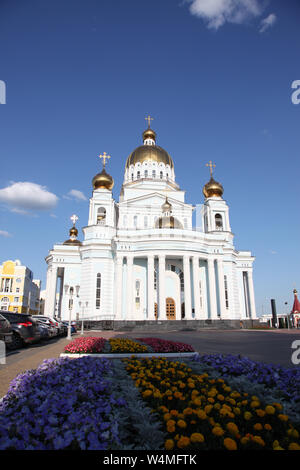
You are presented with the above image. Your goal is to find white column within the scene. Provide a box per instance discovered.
[192,256,201,319]
[115,255,123,320]
[207,258,218,319]
[126,255,133,320]
[217,258,227,318]
[183,255,192,319]
[147,254,155,320]
[158,254,166,319]
[44,266,57,317]
[247,270,257,319]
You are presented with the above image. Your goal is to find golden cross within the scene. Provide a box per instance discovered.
[206,160,216,177]
[145,115,153,128]
[99,152,111,168]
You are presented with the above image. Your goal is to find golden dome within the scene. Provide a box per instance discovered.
[142,128,156,141]
[63,226,82,246]
[126,145,173,169]
[92,168,114,190]
[161,197,172,213]
[203,177,224,198]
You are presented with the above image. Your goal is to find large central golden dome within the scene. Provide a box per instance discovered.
[125,126,174,169]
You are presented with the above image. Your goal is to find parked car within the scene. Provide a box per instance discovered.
[33,316,58,337]
[0,312,13,346]
[62,321,76,334]
[0,311,41,349]
[36,319,51,340]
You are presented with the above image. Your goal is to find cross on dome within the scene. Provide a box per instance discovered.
[70,214,78,226]
[145,115,154,128]
[206,160,216,177]
[99,152,111,168]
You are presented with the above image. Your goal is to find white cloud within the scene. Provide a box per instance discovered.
[0,230,12,237]
[0,182,58,213]
[188,0,263,29]
[65,189,87,201]
[259,13,277,33]
[269,250,277,255]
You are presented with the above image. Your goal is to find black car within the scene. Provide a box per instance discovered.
[0,311,41,349]
[0,313,13,345]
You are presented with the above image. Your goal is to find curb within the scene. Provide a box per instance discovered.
[60,352,197,359]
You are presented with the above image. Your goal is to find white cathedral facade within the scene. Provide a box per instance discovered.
[44,121,257,328]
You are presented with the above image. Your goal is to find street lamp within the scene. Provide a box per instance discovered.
[79,300,88,335]
[64,284,80,340]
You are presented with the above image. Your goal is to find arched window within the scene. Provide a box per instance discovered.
[133,215,138,228]
[97,207,106,224]
[131,173,134,181]
[144,169,148,178]
[96,273,101,309]
[160,171,163,179]
[152,170,156,178]
[215,213,223,230]
[137,171,141,179]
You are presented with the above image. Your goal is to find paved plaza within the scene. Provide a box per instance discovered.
[0,328,299,399]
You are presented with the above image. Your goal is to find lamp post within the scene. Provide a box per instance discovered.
[64,284,80,340]
[79,300,88,335]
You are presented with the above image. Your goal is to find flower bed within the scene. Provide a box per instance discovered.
[63,337,106,354]
[194,354,300,404]
[108,338,149,354]
[124,356,300,451]
[137,337,195,353]
[0,357,125,450]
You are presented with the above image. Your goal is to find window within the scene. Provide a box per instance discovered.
[144,216,148,228]
[184,218,188,229]
[96,273,101,309]
[97,207,106,224]
[144,170,148,178]
[123,215,127,227]
[14,297,19,303]
[166,173,169,179]
[224,275,229,309]
[137,171,141,179]
[131,173,134,181]
[199,281,203,309]
[160,171,163,179]
[16,288,20,293]
[154,269,157,290]
[133,215,138,228]
[215,213,223,230]
[152,170,156,178]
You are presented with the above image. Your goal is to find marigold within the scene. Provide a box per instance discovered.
[177,436,190,449]
[177,420,187,429]
[244,411,252,421]
[253,423,263,431]
[252,436,265,447]
[165,439,174,450]
[226,422,239,435]
[212,426,224,437]
[288,443,300,451]
[264,424,272,431]
[278,414,289,422]
[197,410,207,420]
[265,405,275,415]
[190,433,205,443]
[255,409,266,418]
[223,437,237,450]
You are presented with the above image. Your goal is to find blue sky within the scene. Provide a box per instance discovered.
[0,0,299,316]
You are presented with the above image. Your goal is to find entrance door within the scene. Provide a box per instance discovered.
[154,303,158,320]
[166,297,176,320]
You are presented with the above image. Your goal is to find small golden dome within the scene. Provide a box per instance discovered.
[63,226,82,246]
[92,168,114,190]
[203,177,224,198]
[142,128,156,141]
[161,197,172,213]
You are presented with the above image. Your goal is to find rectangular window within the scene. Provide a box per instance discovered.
[14,297,19,302]
[224,275,229,309]
[96,273,101,309]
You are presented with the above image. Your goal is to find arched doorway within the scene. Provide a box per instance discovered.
[166,297,176,320]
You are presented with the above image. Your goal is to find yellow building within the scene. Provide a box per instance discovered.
[0,260,41,314]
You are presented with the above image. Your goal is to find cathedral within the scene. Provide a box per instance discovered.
[44,118,257,328]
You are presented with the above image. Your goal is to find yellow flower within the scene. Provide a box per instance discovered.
[278,414,289,422]
[142,390,152,398]
[177,420,187,429]
[190,433,204,443]
[165,439,174,450]
[244,412,252,421]
[223,437,237,450]
[240,437,249,445]
[287,429,299,439]
[183,408,193,416]
[193,397,202,406]
[288,443,300,450]
[226,422,239,435]
[253,423,263,431]
[264,424,272,431]
[204,405,213,414]
[250,401,260,408]
[197,410,207,420]
[233,407,241,415]
[170,410,178,417]
[217,394,225,401]
[164,413,171,421]
[212,426,224,437]
[253,436,265,447]
[177,436,190,449]
[255,409,266,418]
[265,405,276,415]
